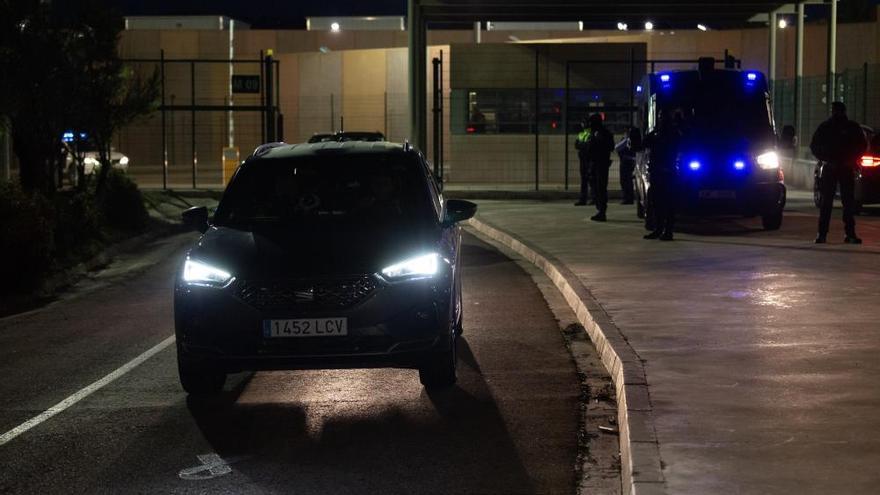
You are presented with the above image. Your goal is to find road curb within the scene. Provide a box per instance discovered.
[467,216,666,495]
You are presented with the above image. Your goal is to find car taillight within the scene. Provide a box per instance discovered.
[861,155,880,168]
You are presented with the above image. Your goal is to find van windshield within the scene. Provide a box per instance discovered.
[657,75,775,144]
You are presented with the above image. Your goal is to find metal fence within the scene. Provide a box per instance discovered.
[773,62,880,157]
[119,54,279,189]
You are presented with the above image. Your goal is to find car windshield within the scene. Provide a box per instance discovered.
[214,153,436,231]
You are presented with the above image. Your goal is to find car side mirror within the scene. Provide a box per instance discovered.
[442,199,477,227]
[182,206,209,234]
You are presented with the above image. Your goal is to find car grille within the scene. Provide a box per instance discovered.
[236,275,379,311]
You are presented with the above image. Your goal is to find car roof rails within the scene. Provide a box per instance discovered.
[252,142,287,157]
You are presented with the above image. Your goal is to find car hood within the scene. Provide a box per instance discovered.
[187,222,442,280]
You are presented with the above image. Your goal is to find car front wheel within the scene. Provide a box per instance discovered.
[178,348,226,395]
[419,335,457,390]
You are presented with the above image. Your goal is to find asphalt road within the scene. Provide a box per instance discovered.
[0,233,581,494]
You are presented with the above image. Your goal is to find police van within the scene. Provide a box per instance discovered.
[633,58,787,230]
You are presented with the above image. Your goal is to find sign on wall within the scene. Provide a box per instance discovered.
[232,75,261,94]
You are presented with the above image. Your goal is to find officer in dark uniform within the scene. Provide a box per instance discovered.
[643,109,682,241]
[810,101,868,244]
[583,113,616,222]
[574,119,593,206]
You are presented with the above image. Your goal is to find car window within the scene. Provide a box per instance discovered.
[423,161,443,220]
[215,153,436,231]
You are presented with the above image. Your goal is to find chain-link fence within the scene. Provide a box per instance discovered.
[773,62,880,157]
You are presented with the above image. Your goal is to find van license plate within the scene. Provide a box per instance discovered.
[699,190,736,199]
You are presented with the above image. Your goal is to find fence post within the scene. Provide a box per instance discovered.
[264,50,275,143]
[432,56,441,178]
[563,61,570,190]
[160,49,167,190]
[534,47,540,191]
[864,62,869,125]
[190,60,197,189]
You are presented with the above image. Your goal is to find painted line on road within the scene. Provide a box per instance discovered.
[0,335,176,447]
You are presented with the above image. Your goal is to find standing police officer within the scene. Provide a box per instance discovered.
[643,109,682,241]
[574,119,593,206]
[810,101,868,244]
[583,113,616,222]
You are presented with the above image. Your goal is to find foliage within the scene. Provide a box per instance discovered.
[0,181,54,293]
[99,169,148,231]
[0,0,159,197]
[52,189,102,265]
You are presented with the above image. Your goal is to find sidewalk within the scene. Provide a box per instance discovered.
[469,196,880,494]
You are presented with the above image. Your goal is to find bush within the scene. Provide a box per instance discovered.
[53,189,102,264]
[0,181,54,293]
[100,169,148,231]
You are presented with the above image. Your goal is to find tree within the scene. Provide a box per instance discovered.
[0,0,79,195]
[0,0,158,196]
[63,0,159,195]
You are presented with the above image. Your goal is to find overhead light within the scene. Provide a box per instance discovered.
[644,21,654,31]
[778,18,787,29]
[617,22,628,31]
[697,24,708,31]
[330,22,340,32]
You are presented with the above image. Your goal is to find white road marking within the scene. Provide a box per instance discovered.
[0,335,176,447]
[179,453,243,480]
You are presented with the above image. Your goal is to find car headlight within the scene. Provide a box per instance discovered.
[756,151,779,170]
[119,156,129,166]
[182,259,234,287]
[381,253,439,280]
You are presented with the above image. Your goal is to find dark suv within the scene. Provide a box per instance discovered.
[175,141,476,394]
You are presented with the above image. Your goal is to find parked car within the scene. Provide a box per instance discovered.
[812,125,880,212]
[63,143,130,185]
[634,61,787,230]
[174,140,476,395]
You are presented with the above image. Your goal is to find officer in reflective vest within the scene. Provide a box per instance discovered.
[574,120,593,206]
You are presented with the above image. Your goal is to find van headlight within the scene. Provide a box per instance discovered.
[381,253,439,280]
[183,259,234,287]
[756,151,779,169]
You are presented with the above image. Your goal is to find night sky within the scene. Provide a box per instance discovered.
[114,0,407,29]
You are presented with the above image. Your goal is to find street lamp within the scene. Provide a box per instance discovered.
[617,22,628,31]
[644,21,654,31]
[330,22,340,32]
[697,24,708,31]
[778,18,788,29]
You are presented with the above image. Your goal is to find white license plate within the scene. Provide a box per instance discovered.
[263,318,348,338]
[699,190,737,199]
